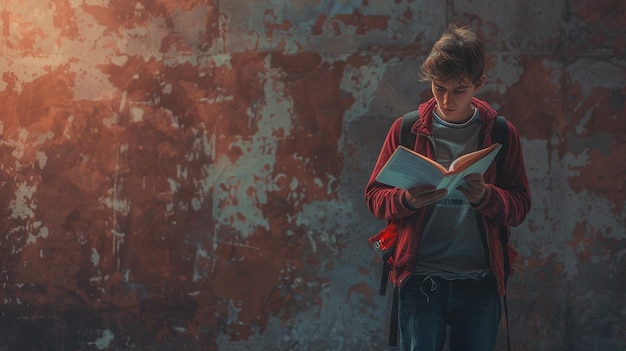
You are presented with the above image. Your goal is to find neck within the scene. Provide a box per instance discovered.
[435,105,477,124]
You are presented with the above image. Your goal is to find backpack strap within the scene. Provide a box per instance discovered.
[492,115,512,351]
[400,110,419,149]
[492,115,508,186]
[388,285,399,346]
[491,116,510,282]
[381,111,420,347]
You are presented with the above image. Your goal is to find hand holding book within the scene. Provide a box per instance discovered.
[457,172,487,204]
[403,185,448,209]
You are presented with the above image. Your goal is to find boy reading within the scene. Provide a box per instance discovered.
[365,24,531,351]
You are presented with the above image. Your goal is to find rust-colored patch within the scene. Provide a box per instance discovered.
[497,57,563,141]
[332,9,390,35]
[571,0,626,29]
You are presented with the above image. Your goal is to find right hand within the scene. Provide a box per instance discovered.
[403,185,448,209]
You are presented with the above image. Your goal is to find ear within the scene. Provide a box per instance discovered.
[475,75,486,90]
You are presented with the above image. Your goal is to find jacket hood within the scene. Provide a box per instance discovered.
[412,97,499,136]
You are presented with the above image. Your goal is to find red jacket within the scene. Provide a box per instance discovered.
[365,97,531,295]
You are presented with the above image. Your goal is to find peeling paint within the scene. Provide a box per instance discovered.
[0,1,624,350]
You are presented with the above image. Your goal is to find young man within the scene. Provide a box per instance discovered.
[365,25,531,351]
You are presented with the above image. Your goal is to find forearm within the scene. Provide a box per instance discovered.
[365,184,418,221]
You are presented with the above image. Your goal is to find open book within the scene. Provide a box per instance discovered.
[375,143,502,191]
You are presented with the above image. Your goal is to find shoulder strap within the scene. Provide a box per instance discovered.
[492,115,508,142]
[492,115,508,183]
[400,110,419,149]
[492,115,512,351]
[382,110,420,347]
[491,115,510,277]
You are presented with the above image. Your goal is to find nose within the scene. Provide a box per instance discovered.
[442,91,450,106]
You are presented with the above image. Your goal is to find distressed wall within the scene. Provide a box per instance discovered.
[0,0,624,350]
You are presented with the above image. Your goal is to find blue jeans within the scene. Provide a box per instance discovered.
[398,275,501,351]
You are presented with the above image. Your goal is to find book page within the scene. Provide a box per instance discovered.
[438,144,502,191]
[375,146,445,189]
[449,143,501,173]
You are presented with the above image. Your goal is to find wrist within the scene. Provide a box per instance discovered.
[471,187,489,206]
[402,190,419,210]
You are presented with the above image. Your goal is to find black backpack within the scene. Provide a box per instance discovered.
[382,111,511,348]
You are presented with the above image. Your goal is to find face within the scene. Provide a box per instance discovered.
[431,77,482,123]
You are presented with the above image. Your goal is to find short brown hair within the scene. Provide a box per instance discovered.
[421,24,485,85]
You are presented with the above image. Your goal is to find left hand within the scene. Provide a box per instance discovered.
[457,173,487,205]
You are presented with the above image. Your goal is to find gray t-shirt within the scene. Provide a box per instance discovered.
[413,108,491,280]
